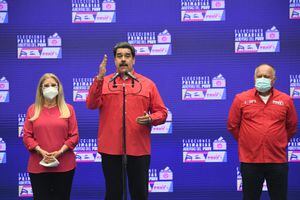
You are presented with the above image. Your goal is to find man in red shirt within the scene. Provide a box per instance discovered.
[87,42,168,200]
[227,64,298,200]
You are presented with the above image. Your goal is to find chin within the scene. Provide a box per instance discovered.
[118,68,127,73]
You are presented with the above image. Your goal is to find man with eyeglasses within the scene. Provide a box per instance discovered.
[227,64,298,200]
[86,42,168,200]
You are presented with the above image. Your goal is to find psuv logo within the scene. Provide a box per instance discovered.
[290,153,298,160]
[73,90,88,102]
[76,93,83,99]
[183,13,202,20]
[244,99,256,105]
[18,185,33,197]
[20,188,28,195]
[183,152,206,162]
[19,50,27,56]
[182,89,204,100]
[19,49,42,57]
[76,154,82,160]
[288,150,300,162]
[272,100,284,106]
[291,9,300,18]
[183,13,190,20]
[237,43,257,51]
[74,13,96,22]
[293,89,300,96]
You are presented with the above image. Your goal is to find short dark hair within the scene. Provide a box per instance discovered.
[113,42,136,58]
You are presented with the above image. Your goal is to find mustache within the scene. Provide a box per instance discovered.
[119,63,128,67]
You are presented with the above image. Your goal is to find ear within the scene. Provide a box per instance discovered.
[271,76,276,85]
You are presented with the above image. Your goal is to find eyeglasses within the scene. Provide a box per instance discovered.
[42,83,58,88]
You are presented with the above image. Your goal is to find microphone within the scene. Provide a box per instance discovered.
[125,71,139,82]
[109,72,120,82]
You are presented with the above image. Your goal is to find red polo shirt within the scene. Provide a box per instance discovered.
[227,88,298,163]
[86,72,168,156]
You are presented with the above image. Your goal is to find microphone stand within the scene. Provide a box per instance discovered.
[121,82,127,200]
[109,77,141,200]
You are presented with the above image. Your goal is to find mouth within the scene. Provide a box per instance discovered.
[118,65,128,73]
[119,63,128,67]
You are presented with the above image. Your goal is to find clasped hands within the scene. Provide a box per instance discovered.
[35,146,63,164]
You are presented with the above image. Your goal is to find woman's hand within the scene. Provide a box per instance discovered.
[35,146,55,163]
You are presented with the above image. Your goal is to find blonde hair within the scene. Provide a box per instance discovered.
[29,73,70,121]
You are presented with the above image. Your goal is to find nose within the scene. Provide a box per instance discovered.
[121,56,126,61]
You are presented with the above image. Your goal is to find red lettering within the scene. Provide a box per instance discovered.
[260,45,275,49]
[206,14,220,19]
[96,16,111,20]
[42,52,56,56]
[207,155,221,160]
[153,185,167,190]
[152,48,165,53]
[207,92,220,97]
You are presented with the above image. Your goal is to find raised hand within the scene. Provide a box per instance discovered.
[98,54,108,80]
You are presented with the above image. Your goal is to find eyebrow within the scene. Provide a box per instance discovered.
[256,74,271,77]
[116,53,132,56]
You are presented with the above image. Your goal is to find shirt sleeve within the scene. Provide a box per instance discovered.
[286,98,298,140]
[86,77,104,110]
[23,105,38,151]
[149,84,168,126]
[64,105,79,150]
[227,95,242,140]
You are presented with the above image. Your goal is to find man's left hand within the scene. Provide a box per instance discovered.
[136,112,152,125]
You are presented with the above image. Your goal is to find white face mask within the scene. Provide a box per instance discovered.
[43,87,58,100]
[255,77,272,93]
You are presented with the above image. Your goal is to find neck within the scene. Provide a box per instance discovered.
[258,90,271,97]
[119,73,128,80]
[119,70,134,80]
[44,99,57,107]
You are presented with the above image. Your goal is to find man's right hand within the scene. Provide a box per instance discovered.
[98,54,107,80]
